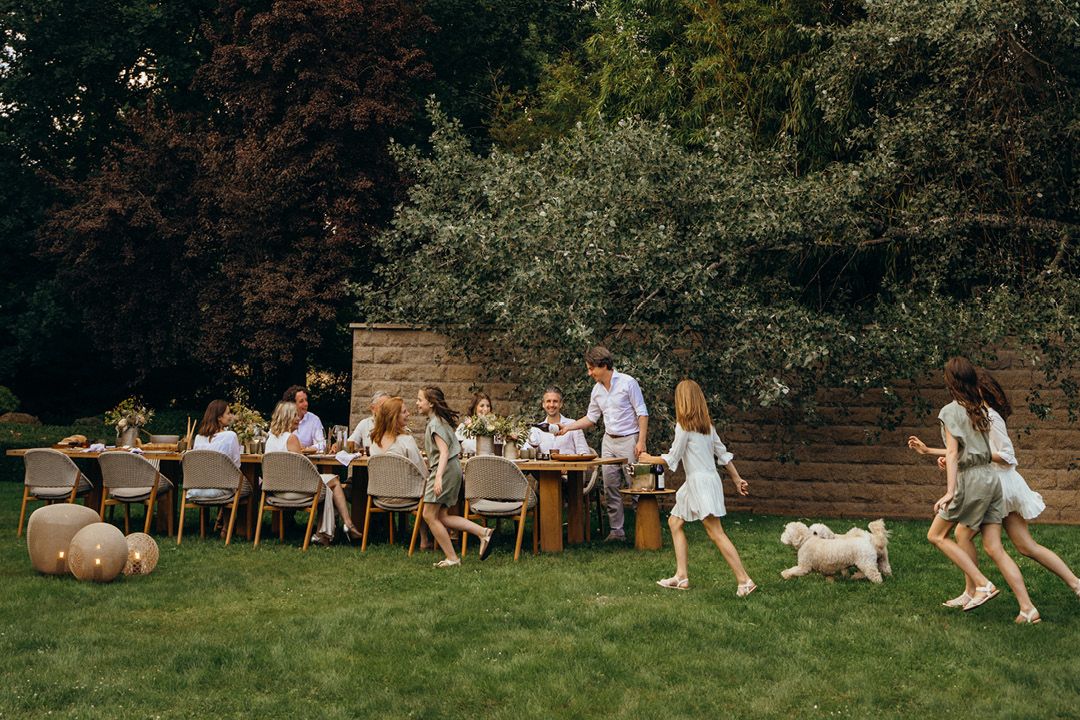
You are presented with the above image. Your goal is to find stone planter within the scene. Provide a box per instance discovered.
[475,435,495,456]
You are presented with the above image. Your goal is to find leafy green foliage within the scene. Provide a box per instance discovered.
[0,386,18,415]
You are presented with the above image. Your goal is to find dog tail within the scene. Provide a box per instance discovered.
[868,519,889,551]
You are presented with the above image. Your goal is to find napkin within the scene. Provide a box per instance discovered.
[87,443,106,452]
[335,450,359,466]
[129,447,144,455]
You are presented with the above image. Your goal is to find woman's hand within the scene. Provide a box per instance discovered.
[734,477,749,496]
[434,476,443,496]
[637,452,663,464]
[907,436,929,454]
[937,456,947,471]
[934,492,954,513]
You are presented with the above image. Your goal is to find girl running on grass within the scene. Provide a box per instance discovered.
[638,379,755,596]
[909,368,1080,608]
[908,357,1039,623]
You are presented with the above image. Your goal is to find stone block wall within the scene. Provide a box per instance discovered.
[352,324,1080,524]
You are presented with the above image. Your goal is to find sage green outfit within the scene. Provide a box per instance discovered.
[937,400,1004,529]
[424,416,462,506]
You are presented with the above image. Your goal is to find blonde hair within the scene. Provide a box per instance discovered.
[269,401,298,436]
[370,397,405,446]
[674,379,713,434]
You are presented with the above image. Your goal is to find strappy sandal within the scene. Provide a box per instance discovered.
[942,592,973,608]
[433,558,461,568]
[962,582,999,611]
[656,576,689,590]
[478,528,496,561]
[1015,607,1041,624]
[343,523,362,542]
[736,580,757,598]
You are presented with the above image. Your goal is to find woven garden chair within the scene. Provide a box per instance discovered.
[255,451,324,551]
[362,454,426,555]
[462,455,538,561]
[97,451,175,536]
[178,450,253,545]
[17,449,94,537]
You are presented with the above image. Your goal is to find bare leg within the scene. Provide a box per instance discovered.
[1004,513,1080,591]
[440,506,491,539]
[953,524,980,597]
[702,516,751,584]
[668,515,689,581]
[423,503,459,561]
[327,479,355,531]
[981,523,1035,614]
[927,516,989,588]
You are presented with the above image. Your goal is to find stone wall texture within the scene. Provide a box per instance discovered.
[352,323,1080,524]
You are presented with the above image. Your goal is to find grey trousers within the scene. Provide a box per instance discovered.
[601,433,636,535]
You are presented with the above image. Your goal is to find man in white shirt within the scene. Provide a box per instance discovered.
[528,385,590,456]
[558,346,648,541]
[347,390,389,450]
[283,384,325,452]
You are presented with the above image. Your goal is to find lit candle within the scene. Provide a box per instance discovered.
[134,552,141,561]
[95,558,101,566]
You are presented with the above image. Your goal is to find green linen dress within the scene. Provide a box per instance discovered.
[424,415,463,506]
[937,400,1004,528]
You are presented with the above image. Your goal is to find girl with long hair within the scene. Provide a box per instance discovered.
[416,386,494,567]
[638,379,755,595]
[908,357,1039,622]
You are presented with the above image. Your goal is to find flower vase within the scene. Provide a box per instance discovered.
[117,427,138,447]
[475,435,495,456]
[502,442,520,460]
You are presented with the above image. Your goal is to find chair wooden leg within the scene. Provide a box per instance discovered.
[301,495,320,551]
[408,500,424,556]
[177,501,187,545]
[143,483,160,534]
[17,487,31,537]
[388,513,395,546]
[124,504,131,534]
[461,501,470,558]
[254,492,267,547]
[225,493,241,545]
[514,504,529,561]
[100,492,108,521]
[165,491,174,537]
[68,484,78,503]
[361,497,374,552]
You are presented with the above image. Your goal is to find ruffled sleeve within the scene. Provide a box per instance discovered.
[987,409,1018,467]
[710,427,734,466]
[661,424,690,472]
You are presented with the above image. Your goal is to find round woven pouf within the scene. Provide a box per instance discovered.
[26,503,101,575]
[123,532,159,576]
[68,523,128,583]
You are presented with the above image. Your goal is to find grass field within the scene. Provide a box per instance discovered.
[2,479,1079,719]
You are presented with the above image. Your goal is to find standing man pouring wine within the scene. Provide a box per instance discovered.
[558,346,649,542]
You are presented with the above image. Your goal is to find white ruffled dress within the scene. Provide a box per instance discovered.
[987,408,1045,520]
[661,424,734,521]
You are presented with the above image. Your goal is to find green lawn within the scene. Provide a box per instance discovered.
[1,480,1078,719]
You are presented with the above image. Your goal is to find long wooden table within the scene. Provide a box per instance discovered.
[6,449,624,552]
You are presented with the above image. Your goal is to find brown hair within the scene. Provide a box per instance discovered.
[281,385,308,403]
[269,401,298,436]
[421,385,458,427]
[584,346,613,370]
[977,369,1012,420]
[944,357,990,432]
[198,399,230,438]
[674,379,713,434]
[467,391,493,416]
[370,396,405,446]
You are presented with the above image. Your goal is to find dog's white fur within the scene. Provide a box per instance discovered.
[780,520,891,583]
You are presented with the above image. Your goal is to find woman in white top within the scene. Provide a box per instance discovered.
[455,392,493,455]
[190,399,242,502]
[911,370,1080,606]
[639,380,755,596]
[266,401,361,544]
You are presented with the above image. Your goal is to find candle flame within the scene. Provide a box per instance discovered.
[134,552,141,561]
[58,551,65,559]
[94,558,101,566]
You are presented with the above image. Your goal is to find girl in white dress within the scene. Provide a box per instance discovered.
[265,401,360,545]
[639,380,755,596]
[912,370,1080,607]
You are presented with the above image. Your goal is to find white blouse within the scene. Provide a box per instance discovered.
[370,433,427,476]
[660,424,733,474]
[987,408,1018,468]
[193,430,242,469]
[265,431,294,453]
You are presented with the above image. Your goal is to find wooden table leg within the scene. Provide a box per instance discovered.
[565,471,585,545]
[537,469,564,553]
[242,464,259,540]
[634,495,662,550]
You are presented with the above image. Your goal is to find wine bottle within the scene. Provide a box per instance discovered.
[654,464,665,490]
[530,422,553,432]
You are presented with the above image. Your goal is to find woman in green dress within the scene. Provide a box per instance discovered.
[416,386,495,567]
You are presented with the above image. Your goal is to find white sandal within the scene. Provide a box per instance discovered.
[736,580,757,598]
[942,592,973,608]
[1015,607,1041,624]
[433,558,461,569]
[962,582,999,611]
[656,576,689,590]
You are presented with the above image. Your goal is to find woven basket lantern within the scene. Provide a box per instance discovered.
[123,532,159,576]
[68,523,128,582]
[25,503,101,575]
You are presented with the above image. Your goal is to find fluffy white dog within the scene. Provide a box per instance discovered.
[780,520,891,583]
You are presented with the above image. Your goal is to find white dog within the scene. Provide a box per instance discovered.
[780,520,891,583]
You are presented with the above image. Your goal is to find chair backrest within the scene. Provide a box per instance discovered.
[464,456,535,504]
[181,449,247,493]
[23,449,81,489]
[260,452,323,494]
[98,451,160,489]
[367,454,426,500]
[582,446,600,494]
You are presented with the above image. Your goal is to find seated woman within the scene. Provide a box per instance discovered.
[455,391,493,455]
[265,401,361,545]
[370,396,432,549]
[189,399,242,502]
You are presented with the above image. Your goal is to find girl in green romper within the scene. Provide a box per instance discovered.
[925,357,1039,623]
[416,386,495,568]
